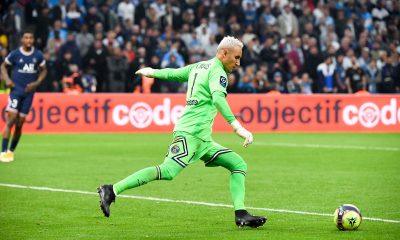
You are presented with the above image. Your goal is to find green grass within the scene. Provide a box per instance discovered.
[0,133,399,239]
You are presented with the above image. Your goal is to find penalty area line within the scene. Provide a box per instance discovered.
[0,183,399,224]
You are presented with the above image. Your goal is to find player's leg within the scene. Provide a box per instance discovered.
[0,112,18,162]
[98,133,205,217]
[203,145,266,227]
[9,114,26,153]
[6,93,33,161]
[1,94,20,162]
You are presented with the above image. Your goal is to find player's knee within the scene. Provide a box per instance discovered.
[234,159,247,172]
[159,163,181,181]
[16,119,25,130]
[5,117,16,128]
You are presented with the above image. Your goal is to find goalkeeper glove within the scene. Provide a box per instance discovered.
[135,67,155,77]
[230,120,254,148]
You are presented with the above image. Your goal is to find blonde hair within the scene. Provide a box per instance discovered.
[217,36,243,51]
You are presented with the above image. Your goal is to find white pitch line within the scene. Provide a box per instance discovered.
[255,142,400,152]
[0,183,399,224]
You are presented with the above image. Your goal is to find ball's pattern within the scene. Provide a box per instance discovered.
[334,204,362,230]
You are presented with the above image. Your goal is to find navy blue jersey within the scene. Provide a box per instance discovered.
[4,47,45,93]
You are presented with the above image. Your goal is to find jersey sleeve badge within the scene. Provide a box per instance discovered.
[220,76,227,88]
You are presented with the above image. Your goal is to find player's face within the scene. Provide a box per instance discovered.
[21,33,34,49]
[223,46,242,73]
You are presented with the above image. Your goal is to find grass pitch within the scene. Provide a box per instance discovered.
[0,133,399,239]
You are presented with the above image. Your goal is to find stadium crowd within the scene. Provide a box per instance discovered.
[0,0,399,94]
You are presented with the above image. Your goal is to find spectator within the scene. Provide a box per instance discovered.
[65,1,83,32]
[241,38,261,69]
[358,47,371,71]
[160,4,181,31]
[227,73,240,93]
[304,46,322,91]
[301,72,313,94]
[287,75,303,94]
[85,40,108,92]
[372,0,390,33]
[270,72,286,93]
[298,5,313,36]
[380,54,397,93]
[117,0,135,23]
[365,59,381,94]
[160,54,181,93]
[123,41,136,64]
[107,47,129,92]
[278,3,299,37]
[36,50,56,92]
[130,47,148,77]
[102,30,121,52]
[242,0,258,27]
[237,73,256,93]
[260,37,279,69]
[346,57,367,93]
[81,67,98,93]
[254,70,269,93]
[56,50,75,83]
[99,3,118,32]
[76,24,94,59]
[49,0,66,26]
[161,42,185,68]
[258,4,277,39]
[35,7,51,50]
[317,55,336,93]
[195,18,211,47]
[287,37,304,71]
[58,32,81,68]
[334,54,348,93]
[85,6,102,34]
[62,64,83,94]
[150,0,166,20]
[48,20,68,44]
[205,36,218,59]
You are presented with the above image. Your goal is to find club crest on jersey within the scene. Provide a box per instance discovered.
[220,76,227,88]
[171,145,180,154]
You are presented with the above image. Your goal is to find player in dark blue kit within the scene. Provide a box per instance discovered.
[0,30,47,162]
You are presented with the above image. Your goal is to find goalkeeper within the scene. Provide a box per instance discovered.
[98,36,266,228]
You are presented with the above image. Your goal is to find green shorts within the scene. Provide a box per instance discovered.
[164,131,232,168]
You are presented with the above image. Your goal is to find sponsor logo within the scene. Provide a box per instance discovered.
[343,98,400,128]
[112,98,185,128]
[18,63,36,73]
[186,99,198,106]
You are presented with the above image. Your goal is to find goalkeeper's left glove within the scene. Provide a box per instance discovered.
[230,120,254,148]
[135,67,155,77]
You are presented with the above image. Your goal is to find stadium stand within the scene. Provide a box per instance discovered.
[0,0,399,94]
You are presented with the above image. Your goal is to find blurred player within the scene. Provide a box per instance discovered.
[98,36,266,228]
[0,30,47,162]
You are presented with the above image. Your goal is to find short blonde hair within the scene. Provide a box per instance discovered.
[217,36,243,51]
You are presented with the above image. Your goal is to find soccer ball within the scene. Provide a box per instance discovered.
[334,204,362,230]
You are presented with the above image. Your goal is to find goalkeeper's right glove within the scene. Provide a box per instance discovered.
[135,67,155,77]
[230,120,254,148]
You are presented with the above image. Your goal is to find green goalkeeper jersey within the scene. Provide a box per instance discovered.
[154,57,236,141]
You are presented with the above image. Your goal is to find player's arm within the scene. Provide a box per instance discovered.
[26,64,47,92]
[212,91,253,148]
[1,60,15,88]
[135,64,195,83]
